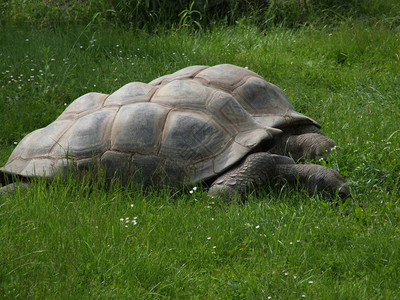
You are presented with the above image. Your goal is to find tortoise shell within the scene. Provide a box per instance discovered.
[0,64,318,185]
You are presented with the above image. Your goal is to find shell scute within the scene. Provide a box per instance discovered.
[131,154,162,185]
[212,142,250,174]
[21,120,73,160]
[149,65,207,85]
[101,151,131,182]
[206,91,258,134]
[104,82,154,106]
[159,111,228,162]
[152,79,212,108]
[235,77,294,115]
[61,92,107,116]
[55,109,116,158]
[195,64,261,91]
[111,103,169,154]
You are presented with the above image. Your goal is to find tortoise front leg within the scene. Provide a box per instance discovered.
[208,152,278,200]
[208,153,349,200]
[270,125,335,160]
[275,162,349,198]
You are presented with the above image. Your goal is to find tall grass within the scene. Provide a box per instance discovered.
[264,0,400,28]
[1,0,399,29]
[1,1,400,298]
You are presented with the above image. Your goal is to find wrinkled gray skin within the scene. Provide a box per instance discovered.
[209,125,349,199]
[0,64,349,199]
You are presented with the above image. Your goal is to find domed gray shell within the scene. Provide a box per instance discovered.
[1,64,318,185]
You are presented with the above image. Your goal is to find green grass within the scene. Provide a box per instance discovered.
[2,0,399,30]
[1,19,400,298]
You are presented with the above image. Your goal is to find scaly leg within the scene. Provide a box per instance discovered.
[208,153,349,200]
[270,125,335,160]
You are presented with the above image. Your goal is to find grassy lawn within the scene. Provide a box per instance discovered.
[1,19,400,298]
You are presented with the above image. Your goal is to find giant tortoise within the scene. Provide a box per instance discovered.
[0,64,349,199]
